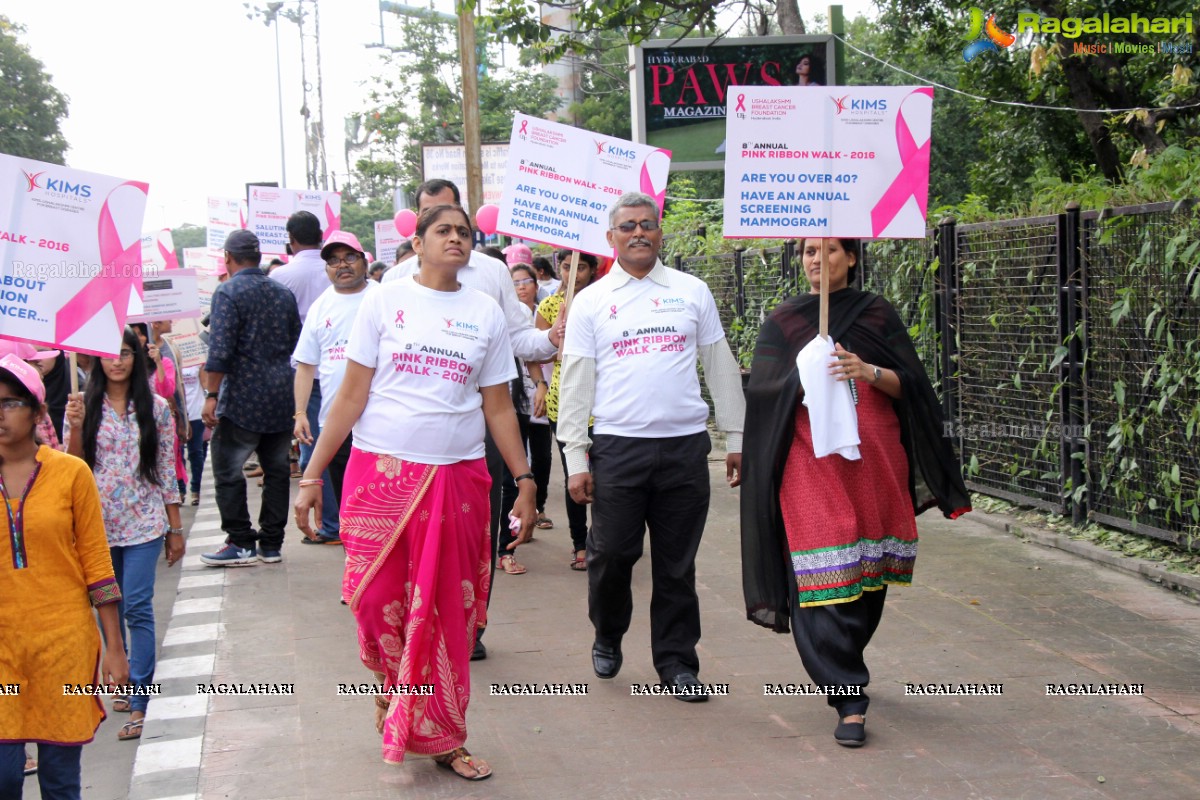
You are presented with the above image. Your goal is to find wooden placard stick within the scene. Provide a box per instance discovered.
[818,239,830,341]
[68,351,79,395]
[555,250,581,360]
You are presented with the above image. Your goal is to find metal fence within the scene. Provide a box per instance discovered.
[664,201,1200,546]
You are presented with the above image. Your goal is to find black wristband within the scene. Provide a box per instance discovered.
[514,472,535,483]
[536,380,548,387]
[206,391,219,400]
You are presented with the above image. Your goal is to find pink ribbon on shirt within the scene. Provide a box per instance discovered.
[55,181,149,347]
[395,310,405,325]
[870,88,933,237]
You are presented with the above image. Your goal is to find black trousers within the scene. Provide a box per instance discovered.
[210,418,292,550]
[790,585,888,717]
[476,431,503,643]
[588,431,711,681]
[498,413,531,552]
[549,421,590,553]
[326,433,353,518]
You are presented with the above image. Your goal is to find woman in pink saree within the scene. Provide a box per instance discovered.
[294,206,536,781]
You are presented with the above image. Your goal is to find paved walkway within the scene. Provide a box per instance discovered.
[93,450,1200,800]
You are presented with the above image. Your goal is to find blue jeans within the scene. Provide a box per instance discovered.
[297,381,339,537]
[109,537,161,713]
[0,742,82,800]
[187,418,208,495]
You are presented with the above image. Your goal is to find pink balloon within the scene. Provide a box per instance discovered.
[475,204,500,235]
[394,209,418,238]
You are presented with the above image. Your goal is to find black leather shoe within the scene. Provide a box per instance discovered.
[663,672,709,702]
[471,640,487,661]
[591,641,622,679]
[834,717,866,747]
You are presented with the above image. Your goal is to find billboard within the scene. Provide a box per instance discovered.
[420,143,509,212]
[632,35,836,171]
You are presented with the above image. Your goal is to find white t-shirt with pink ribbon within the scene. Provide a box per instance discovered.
[346,276,516,464]
[293,281,378,424]
[562,260,725,438]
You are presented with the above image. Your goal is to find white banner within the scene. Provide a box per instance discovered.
[206,197,246,251]
[0,154,149,356]
[373,219,405,266]
[722,86,933,239]
[421,143,510,213]
[247,187,341,255]
[127,269,200,323]
[183,246,221,318]
[496,115,671,257]
[161,317,207,369]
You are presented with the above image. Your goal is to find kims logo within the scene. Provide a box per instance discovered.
[22,170,93,197]
[830,95,889,115]
[963,7,1016,62]
[594,140,637,160]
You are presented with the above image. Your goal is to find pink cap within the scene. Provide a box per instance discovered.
[0,353,45,404]
[504,243,533,266]
[320,230,365,261]
[0,339,60,361]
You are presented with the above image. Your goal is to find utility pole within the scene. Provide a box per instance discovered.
[456,2,483,212]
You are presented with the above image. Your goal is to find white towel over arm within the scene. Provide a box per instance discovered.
[796,334,861,460]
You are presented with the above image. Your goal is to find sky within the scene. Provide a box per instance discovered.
[8,0,878,229]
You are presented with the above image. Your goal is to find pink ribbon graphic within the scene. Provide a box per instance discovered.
[870,88,933,237]
[735,93,746,112]
[157,229,179,270]
[324,200,340,235]
[638,148,672,219]
[55,181,149,349]
[325,318,332,329]
[395,310,405,326]
[519,120,528,136]
[609,305,618,316]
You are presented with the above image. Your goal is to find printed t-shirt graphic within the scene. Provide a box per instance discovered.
[294,282,379,423]
[562,265,725,437]
[346,277,516,464]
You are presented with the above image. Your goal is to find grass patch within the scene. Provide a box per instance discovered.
[648,119,728,163]
[971,493,1200,578]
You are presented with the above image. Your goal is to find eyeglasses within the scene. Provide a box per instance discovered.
[0,398,31,412]
[512,278,536,287]
[611,220,660,233]
[326,253,363,268]
[117,350,136,361]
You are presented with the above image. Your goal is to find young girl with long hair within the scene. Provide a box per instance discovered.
[65,326,184,741]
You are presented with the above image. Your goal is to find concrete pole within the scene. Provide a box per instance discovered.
[457,2,483,212]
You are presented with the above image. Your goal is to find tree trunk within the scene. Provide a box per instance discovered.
[776,0,805,34]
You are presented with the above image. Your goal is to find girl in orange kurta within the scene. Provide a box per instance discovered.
[0,354,129,800]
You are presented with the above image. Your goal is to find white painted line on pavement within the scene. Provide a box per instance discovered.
[132,735,203,776]
[179,554,208,570]
[147,693,209,720]
[142,795,198,800]
[171,597,223,617]
[189,520,224,532]
[163,623,224,647]
[155,654,216,679]
[177,573,224,590]
[185,535,226,549]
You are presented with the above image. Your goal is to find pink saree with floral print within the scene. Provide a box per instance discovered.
[340,446,492,763]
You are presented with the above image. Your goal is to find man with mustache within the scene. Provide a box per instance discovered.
[292,231,378,545]
[558,191,745,698]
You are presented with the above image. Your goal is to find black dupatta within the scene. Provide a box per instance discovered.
[740,288,971,633]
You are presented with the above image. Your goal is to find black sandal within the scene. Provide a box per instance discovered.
[433,747,492,781]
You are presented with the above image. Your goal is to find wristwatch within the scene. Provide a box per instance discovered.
[871,366,882,383]
[514,472,535,483]
[206,391,219,400]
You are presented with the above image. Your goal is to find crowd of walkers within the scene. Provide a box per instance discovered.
[0,180,968,796]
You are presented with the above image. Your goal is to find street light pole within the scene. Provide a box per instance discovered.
[272,11,287,187]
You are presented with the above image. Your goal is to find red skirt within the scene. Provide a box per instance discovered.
[780,383,918,607]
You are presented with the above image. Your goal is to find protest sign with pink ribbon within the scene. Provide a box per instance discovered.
[248,187,340,255]
[374,218,405,266]
[496,114,671,257]
[0,153,149,356]
[722,86,933,239]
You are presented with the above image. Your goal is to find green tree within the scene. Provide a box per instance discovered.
[354,10,561,202]
[337,191,396,257]
[0,16,69,163]
[170,224,207,263]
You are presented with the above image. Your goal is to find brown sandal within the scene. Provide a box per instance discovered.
[499,555,527,575]
[433,747,492,781]
[570,551,587,571]
[117,716,144,741]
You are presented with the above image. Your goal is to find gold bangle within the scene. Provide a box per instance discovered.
[294,411,306,418]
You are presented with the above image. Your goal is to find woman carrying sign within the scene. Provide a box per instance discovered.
[740,237,970,747]
[294,204,536,781]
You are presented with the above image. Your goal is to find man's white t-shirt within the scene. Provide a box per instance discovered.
[562,262,726,438]
[269,248,330,322]
[346,276,516,464]
[182,366,203,421]
[293,281,379,424]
